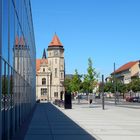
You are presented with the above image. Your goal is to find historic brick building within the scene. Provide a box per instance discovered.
[36,34,65,101]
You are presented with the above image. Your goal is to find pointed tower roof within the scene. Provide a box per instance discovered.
[20,36,25,46]
[42,48,47,59]
[48,33,63,47]
[15,36,19,46]
[15,36,25,47]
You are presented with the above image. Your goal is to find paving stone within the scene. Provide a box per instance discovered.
[51,129,89,135]
[53,134,96,140]
[27,129,51,135]
[24,134,53,140]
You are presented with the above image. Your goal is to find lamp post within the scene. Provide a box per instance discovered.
[102,75,105,110]
[114,63,117,105]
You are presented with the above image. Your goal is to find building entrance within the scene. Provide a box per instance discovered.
[40,88,47,101]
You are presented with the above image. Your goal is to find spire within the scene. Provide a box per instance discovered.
[48,33,63,47]
[20,36,25,46]
[15,36,25,46]
[15,36,19,46]
[42,48,47,59]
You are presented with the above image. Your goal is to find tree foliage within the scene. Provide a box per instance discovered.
[70,69,82,93]
[83,58,98,93]
[100,78,140,94]
[64,58,99,93]
[64,77,72,93]
[129,78,140,92]
[117,81,127,93]
[103,82,114,93]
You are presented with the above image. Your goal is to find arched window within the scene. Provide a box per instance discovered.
[55,68,57,77]
[42,78,46,85]
[61,72,63,79]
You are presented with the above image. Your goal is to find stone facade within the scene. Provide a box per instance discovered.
[36,34,65,101]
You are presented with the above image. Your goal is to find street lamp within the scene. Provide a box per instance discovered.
[102,75,105,110]
[114,62,117,105]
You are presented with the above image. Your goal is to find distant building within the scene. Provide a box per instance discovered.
[111,61,140,84]
[36,34,65,101]
[105,76,112,82]
[65,74,74,79]
[14,36,31,82]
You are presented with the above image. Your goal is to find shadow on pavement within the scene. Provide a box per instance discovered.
[24,102,97,140]
[11,104,36,140]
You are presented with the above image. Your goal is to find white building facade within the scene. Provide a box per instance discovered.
[36,34,65,101]
[111,61,140,84]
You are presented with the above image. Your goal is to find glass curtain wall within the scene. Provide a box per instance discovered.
[0,0,36,140]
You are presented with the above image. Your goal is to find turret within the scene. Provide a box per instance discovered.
[47,33,65,100]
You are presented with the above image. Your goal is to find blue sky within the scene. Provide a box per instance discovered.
[31,0,140,79]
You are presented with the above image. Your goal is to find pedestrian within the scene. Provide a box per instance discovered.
[88,93,93,104]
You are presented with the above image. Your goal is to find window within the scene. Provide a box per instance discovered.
[61,72,63,79]
[42,78,46,85]
[49,60,51,66]
[41,88,47,96]
[43,68,45,72]
[55,68,57,77]
[54,92,58,97]
[61,65,63,70]
[55,59,57,64]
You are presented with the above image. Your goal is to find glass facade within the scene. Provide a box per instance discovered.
[0,0,36,140]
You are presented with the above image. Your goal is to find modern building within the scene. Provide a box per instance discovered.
[0,0,36,140]
[36,34,65,101]
[111,61,140,84]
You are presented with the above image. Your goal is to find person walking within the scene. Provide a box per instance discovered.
[88,93,93,104]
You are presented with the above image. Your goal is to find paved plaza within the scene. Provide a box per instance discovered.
[13,101,140,140]
[23,103,96,140]
[61,101,140,140]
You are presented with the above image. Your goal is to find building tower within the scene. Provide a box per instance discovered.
[14,36,30,82]
[47,34,65,100]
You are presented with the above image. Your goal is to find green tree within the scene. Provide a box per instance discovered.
[129,78,140,92]
[70,69,82,93]
[83,58,99,93]
[117,81,127,93]
[64,77,72,93]
[103,82,114,93]
[2,76,8,95]
[82,74,90,93]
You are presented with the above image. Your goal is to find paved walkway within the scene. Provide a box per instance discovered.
[24,103,96,140]
[14,101,140,140]
[61,102,140,140]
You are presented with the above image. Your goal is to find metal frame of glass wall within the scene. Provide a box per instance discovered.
[0,0,36,140]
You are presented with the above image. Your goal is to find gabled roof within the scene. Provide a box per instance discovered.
[113,61,138,74]
[36,59,48,71]
[48,34,63,47]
